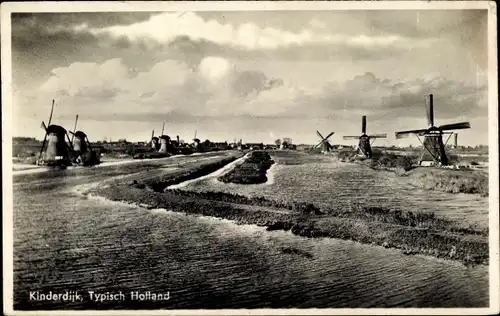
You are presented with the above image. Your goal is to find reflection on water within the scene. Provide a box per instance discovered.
[12,152,489,310]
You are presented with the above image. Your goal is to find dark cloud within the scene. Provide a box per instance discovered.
[313,72,487,120]
[231,70,283,97]
[11,12,156,29]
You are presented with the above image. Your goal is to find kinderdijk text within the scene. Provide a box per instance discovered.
[29,291,171,302]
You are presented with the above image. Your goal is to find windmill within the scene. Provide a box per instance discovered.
[37,100,73,167]
[343,116,386,158]
[395,94,471,166]
[313,131,335,153]
[192,130,201,148]
[150,130,159,151]
[68,115,101,166]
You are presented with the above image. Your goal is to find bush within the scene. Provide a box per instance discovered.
[291,201,322,215]
[125,144,136,156]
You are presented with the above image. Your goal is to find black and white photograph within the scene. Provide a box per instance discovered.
[2,1,499,314]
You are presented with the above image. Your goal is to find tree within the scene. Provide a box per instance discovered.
[275,139,281,147]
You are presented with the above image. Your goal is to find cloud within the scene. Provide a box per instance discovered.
[84,12,435,51]
[307,72,487,120]
[34,56,296,120]
[29,55,486,126]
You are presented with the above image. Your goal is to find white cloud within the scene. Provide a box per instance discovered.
[35,56,303,119]
[33,56,486,126]
[85,12,434,50]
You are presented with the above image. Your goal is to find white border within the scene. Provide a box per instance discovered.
[1,1,498,316]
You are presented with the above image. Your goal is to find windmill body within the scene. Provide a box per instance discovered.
[151,137,160,151]
[159,135,171,154]
[72,131,88,153]
[40,124,72,166]
[343,116,386,158]
[395,94,470,166]
[70,130,101,166]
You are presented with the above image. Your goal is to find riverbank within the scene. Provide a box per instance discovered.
[92,181,488,266]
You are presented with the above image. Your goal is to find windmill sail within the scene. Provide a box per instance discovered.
[426,94,434,127]
[48,99,55,127]
[343,136,360,140]
[361,116,367,134]
[369,133,387,139]
[437,122,471,131]
[71,114,79,143]
[395,128,428,139]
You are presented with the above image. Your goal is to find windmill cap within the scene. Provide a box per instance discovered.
[74,131,87,138]
[46,124,67,135]
[160,135,170,140]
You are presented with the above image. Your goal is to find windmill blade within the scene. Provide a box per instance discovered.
[395,128,428,139]
[40,121,48,131]
[437,122,471,131]
[66,132,75,152]
[315,139,326,148]
[362,116,367,134]
[316,130,325,140]
[71,114,79,143]
[323,132,335,141]
[86,136,93,150]
[161,122,165,135]
[369,133,387,139]
[343,136,360,140]
[151,129,155,141]
[425,94,434,127]
[194,130,197,139]
[38,127,48,162]
[48,99,55,127]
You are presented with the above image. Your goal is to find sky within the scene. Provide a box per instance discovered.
[10,9,490,146]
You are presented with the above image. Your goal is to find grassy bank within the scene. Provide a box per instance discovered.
[94,183,488,266]
[335,150,488,196]
[141,155,243,192]
[218,150,274,184]
[407,168,489,197]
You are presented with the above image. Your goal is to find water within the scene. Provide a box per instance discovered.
[12,152,489,310]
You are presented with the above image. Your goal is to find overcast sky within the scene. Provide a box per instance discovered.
[10,9,489,145]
